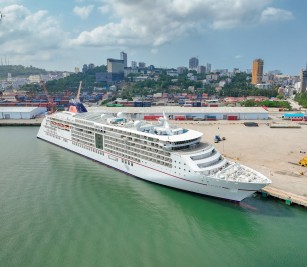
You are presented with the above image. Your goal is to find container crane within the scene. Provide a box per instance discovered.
[40,80,56,113]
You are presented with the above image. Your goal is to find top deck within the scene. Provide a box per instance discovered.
[50,111,203,142]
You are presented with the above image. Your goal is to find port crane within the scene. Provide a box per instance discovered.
[76,81,82,102]
[40,80,56,113]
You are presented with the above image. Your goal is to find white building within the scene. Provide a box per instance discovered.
[0,107,47,119]
[28,75,41,83]
[92,106,269,120]
[256,83,272,90]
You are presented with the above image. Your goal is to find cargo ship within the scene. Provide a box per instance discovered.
[37,102,271,201]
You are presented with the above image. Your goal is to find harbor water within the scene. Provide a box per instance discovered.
[1,127,307,267]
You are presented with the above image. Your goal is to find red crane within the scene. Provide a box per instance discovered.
[40,80,56,113]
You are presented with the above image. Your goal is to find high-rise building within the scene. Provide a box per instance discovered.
[300,64,307,93]
[138,62,146,68]
[189,57,199,69]
[251,59,264,84]
[131,61,137,68]
[120,51,127,68]
[206,63,211,74]
[197,65,206,74]
[107,59,124,73]
[88,63,95,70]
[82,64,88,73]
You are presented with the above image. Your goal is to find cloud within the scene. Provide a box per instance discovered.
[150,48,158,55]
[98,5,110,14]
[0,5,68,64]
[0,0,19,4]
[73,5,94,20]
[260,7,294,22]
[72,0,291,48]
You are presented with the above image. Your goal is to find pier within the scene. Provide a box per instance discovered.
[0,118,43,126]
[261,186,307,207]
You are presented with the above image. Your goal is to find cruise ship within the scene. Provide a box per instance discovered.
[37,103,271,201]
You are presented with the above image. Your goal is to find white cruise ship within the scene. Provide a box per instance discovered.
[37,104,271,201]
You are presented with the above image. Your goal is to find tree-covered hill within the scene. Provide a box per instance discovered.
[220,73,278,98]
[0,65,47,79]
[45,65,107,93]
[20,65,107,94]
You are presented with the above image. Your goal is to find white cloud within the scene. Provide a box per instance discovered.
[150,48,158,55]
[0,5,68,64]
[260,7,294,22]
[73,5,94,20]
[72,0,291,48]
[98,5,110,14]
[0,0,19,4]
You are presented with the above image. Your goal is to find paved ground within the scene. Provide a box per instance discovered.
[177,120,307,199]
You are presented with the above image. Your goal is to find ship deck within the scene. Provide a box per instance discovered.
[174,142,212,155]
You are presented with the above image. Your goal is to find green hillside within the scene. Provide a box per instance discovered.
[0,65,47,79]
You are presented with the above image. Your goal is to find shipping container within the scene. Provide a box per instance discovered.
[143,101,152,107]
[175,115,186,120]
[227,115,238,120]
[134,101,143,107]
[143,115,162,120]
[291,118,303,121]
[205,115,217,121]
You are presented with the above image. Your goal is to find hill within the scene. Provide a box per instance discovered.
[0,65,47,79]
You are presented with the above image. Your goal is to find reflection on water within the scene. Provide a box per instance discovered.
[0,127,306,267]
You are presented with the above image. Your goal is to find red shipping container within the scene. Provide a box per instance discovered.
[175,115,186,120]
[227,115,238,120]
[144,115,162,120]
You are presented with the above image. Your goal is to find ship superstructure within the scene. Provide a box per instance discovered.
[37,110,271,201]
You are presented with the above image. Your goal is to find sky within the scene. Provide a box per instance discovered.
[0,0,306,75]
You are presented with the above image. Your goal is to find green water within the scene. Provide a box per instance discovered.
[0,127,306,267]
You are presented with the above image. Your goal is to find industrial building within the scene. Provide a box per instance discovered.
[92,106,269,120]
[0,107,47,119]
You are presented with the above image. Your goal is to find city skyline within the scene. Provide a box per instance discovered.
[0,1,306,75]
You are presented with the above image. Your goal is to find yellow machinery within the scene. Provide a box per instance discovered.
[299,157,307,167]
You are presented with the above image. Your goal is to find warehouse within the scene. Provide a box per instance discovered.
[92,106,269,120]
[0,107,47,119]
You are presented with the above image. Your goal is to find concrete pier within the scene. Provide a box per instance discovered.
[0,118,43,126]
[261,186,307,207]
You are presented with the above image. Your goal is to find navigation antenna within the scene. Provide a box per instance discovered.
[0,11,4,21]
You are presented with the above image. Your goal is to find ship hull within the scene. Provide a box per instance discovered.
[37,118,266,202]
